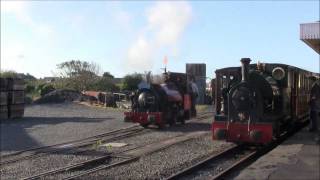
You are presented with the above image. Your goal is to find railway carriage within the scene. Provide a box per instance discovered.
[212,58,317,144]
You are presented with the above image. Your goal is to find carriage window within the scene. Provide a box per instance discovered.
[298,74,301,89]
[304,75,306,90]
[304,75,307,90]
[222,75,227,88]
[302,75,304,90]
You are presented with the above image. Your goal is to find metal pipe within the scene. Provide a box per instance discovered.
[240,58,251,82]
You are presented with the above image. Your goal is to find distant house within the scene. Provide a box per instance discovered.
[112,78,123,84]
[42,77,58,83]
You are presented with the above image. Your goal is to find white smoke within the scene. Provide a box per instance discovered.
[127,36,153,69]
[147,1,192,46]
[126,1,192,71]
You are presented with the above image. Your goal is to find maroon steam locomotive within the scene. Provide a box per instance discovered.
[124,71,195,128]
[212,58,316,144]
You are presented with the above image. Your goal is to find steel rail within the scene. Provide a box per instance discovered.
[63,157,139,180]
[61,131,211,180]
[212,119,310,180]
[21,154,113,180]
[21,132,201,180]
[2,111,212,166]
[165,145,243,180]
[211,150,257,180]
[23,128,211,180]
[5,111,214,180]
[167,118,309,180]
[2,111,211,159]
[1,124,141,158]
[0,127,145,166]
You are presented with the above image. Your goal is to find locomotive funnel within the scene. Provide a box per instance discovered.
[240,58,251,82]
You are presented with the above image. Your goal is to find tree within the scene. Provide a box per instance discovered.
[91,77,119,92]
[0,71,37,81]
[56,60,101,91]
[39,84,55,96]
[122,73,143,91]
[102,72,114,79]
[19,73,36,81]
[0,70,18,78]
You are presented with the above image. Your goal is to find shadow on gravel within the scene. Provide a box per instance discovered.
[158,122,212,133]
[0,117,109,152]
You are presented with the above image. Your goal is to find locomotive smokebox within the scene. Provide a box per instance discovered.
[240,58,251,82]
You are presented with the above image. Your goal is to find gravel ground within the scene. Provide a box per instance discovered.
[182,148,252,180]
[0,150,107,179]
[0,102,129,155]
[0,115,213,179]
[82,135,233,180]
[0,120,215,179]
[0,103,218,180]
[103,117,213,154]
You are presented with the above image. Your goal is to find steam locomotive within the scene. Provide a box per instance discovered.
[212,58,317,144]
[124,71,195,128]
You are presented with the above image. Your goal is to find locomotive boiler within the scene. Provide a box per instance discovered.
[212,58,316,144]
[124,71,195,128]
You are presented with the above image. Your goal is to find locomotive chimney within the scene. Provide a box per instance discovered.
[240,58,251,82]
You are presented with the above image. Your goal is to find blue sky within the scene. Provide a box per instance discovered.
[1,1,319,78]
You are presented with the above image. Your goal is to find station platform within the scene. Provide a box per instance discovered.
[235,127,320,180]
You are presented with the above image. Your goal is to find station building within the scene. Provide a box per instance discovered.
[300,21,320,54]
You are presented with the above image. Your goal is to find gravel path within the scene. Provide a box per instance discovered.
[0,103,129,154]
[0,150,106,179]
[82,135,233,180]
[0,103,228,180]
[0,121,213,179]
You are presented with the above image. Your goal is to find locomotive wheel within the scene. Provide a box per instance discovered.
[124,116,130,122]
[184,110,191,120]
[169,119,176,126]
[274,121,280,139]
[178,115,185,124]
[180,118,185,125]
[141,123,149,128]
[169,115,177,126]
[157,123,165,129]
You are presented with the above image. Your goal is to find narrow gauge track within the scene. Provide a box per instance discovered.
[21,131,209,180]
[20,112,214,180]
[166,119,309,180]
[0,125,146,166]
[1,111,213,166]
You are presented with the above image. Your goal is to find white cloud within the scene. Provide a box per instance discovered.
[147,1,192,46]
[1,1,54,37]
[113,8,132,29]
[1,1,55,77]
[126,1,192,72]
[1,42,27,72]
[127,36,153,69]
[105,2,133,30]
[1,1,28,14]
[68,14,86,31]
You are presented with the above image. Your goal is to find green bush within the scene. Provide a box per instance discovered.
[122,73,142,91]
[39,84,55,96]
[0,70,18,78]
[25,84,35,93]
[24,96,33,104]
[90,77,119,92]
